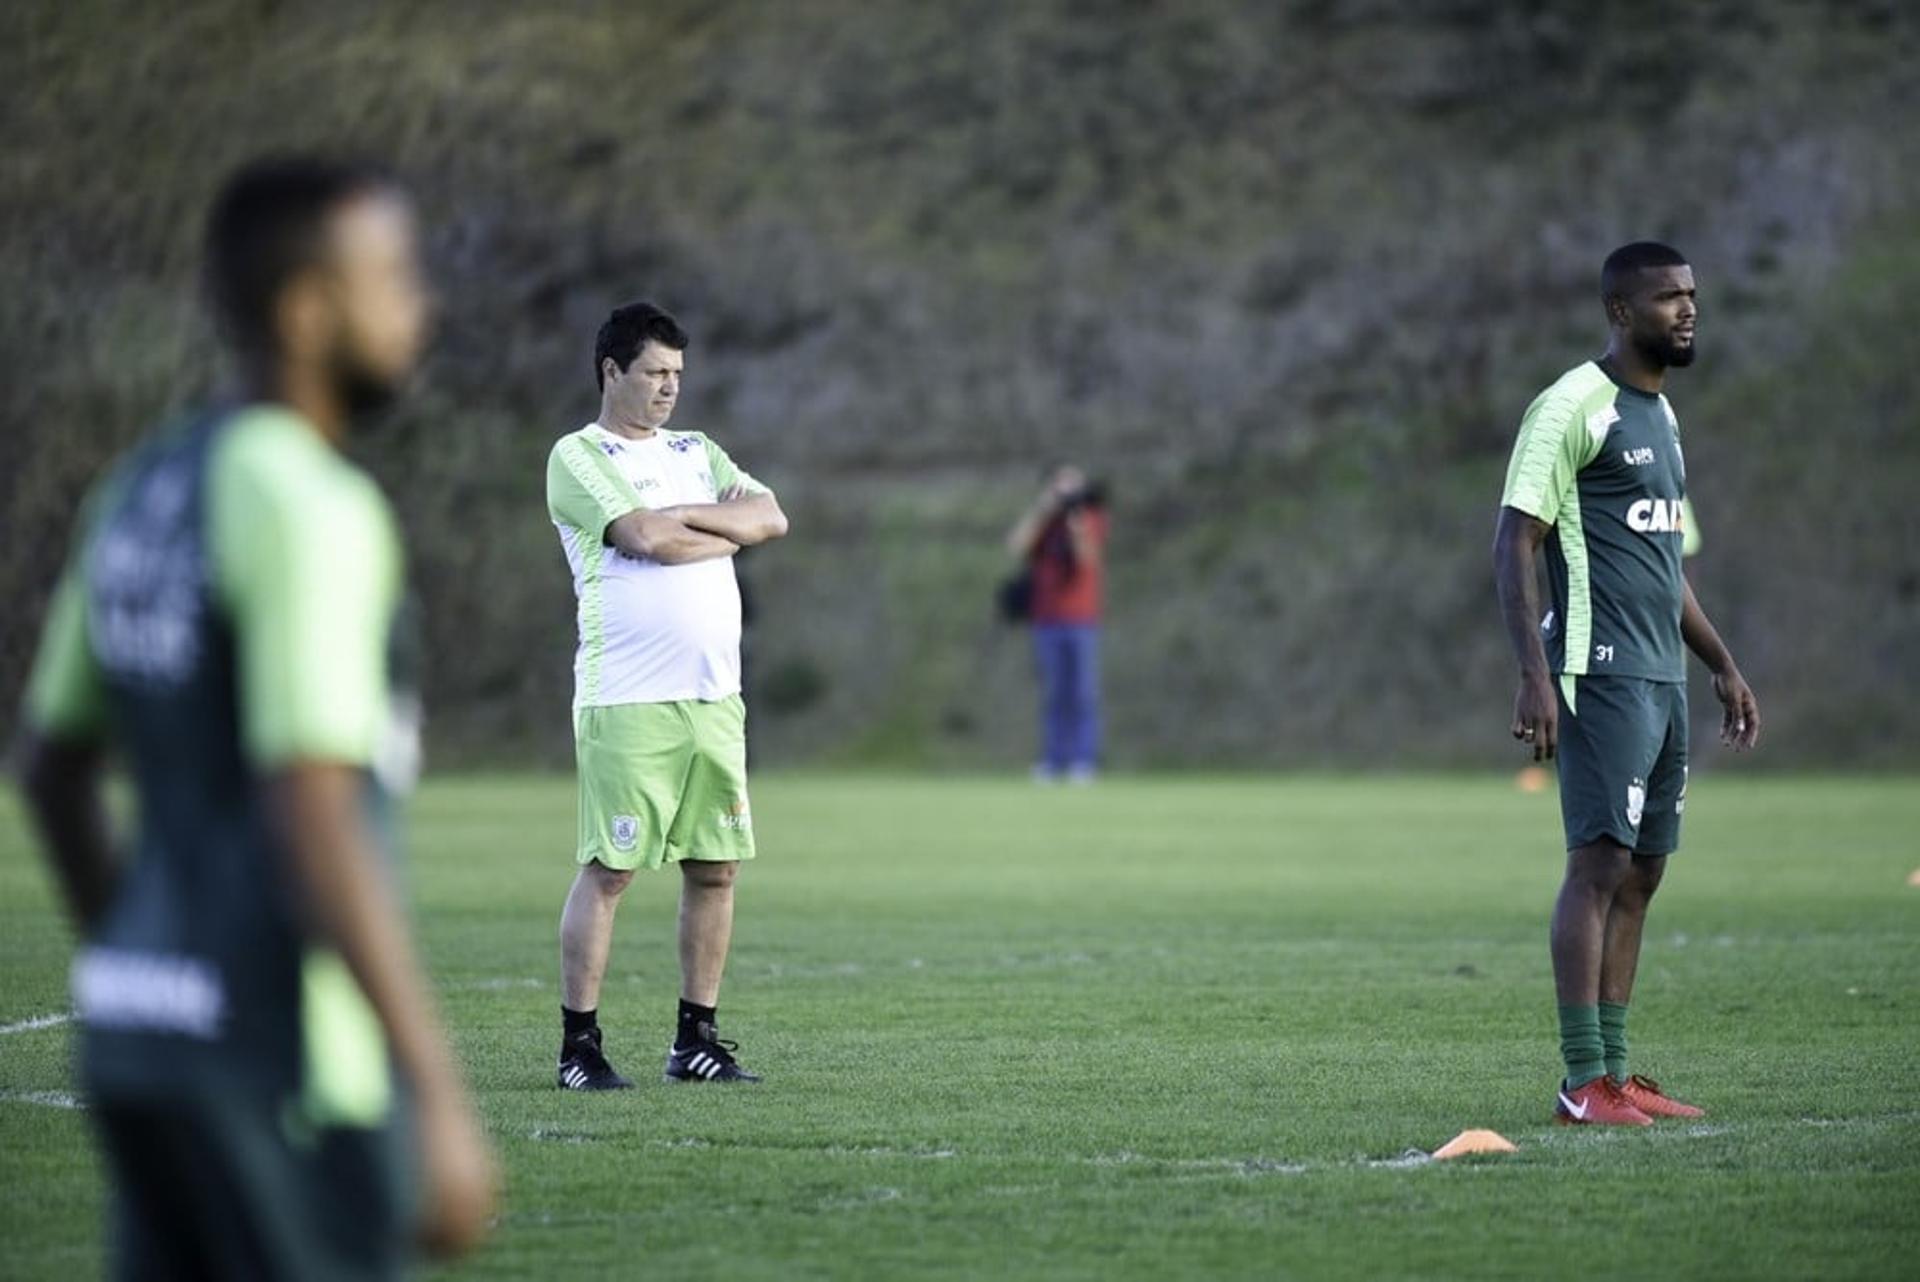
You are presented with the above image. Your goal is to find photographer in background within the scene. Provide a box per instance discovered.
[1005,464,1109,782]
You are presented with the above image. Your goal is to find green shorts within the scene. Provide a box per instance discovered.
[574,696,756,871]
[1554,674,1689,856]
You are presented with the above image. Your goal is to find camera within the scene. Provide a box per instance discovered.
[1058,480,1107,513]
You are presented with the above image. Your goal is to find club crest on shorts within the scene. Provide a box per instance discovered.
[718,796,751,832]
[610,814,640,851]
[1626,778,1646,829]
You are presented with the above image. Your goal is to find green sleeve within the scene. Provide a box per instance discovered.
[1681,496,1702,557]
[209,411,398,768]
[21,469,129,741]
[700,434,769,496]
[1500,388,1605,526]
[548,435,643,536]
[23,565,107,741]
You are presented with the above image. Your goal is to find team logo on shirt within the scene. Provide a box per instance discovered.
[89,456,206,685]
[1626,777,1647,828]
[610,814,640,851]
[1585,405,1620,447]
[1626,497,1686,534]
[668,435,699,454]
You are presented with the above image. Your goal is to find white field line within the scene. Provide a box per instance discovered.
[0,1012,71,1036]
[0,1090,84,1110]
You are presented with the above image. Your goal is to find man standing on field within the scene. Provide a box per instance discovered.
[547,301,788,1089]
[17,156,496,1276]
[1493,242,1760,1126]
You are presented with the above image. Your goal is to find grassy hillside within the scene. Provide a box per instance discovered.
[5,1,1917,766]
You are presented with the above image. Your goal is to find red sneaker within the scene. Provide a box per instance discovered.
[1554,1077,1653,1126]
[1616,1074,1705,1119]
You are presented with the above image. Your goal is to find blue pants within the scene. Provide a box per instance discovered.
[1032,622,1101,773]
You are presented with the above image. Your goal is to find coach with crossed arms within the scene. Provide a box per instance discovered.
[546,302,788,1089]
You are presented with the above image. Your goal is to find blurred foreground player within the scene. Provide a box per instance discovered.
[1492,242,1760,1126]
[16,156,497,1277]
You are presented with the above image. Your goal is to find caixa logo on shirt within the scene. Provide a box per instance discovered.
[88,461,205,686]
[1625,498,1686,535]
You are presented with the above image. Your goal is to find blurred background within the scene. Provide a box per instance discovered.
[5,0,1917,772]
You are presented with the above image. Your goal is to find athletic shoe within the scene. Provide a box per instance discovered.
[664,1021,761,1083]
[557,1026,634,1091]
[1554,1077,1653,1126]
[1616,1074,1705,1119]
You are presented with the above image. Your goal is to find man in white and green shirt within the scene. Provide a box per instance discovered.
[546,301,788,1088]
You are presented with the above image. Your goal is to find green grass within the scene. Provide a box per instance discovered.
[2,772,1917,1279]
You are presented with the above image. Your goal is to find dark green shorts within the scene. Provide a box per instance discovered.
[1554,674,1689,855]
[93,1093,410,1282]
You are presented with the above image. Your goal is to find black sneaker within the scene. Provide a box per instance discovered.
[664,1021,761,1083]
[557,1026,634,1091]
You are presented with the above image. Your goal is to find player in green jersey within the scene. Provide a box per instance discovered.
[1493,242,1761,1127]
[17,157,496,1277]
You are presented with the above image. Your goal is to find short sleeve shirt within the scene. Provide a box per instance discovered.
[27,408,401,765]
[1500,361,1689,681]
[546,424,767,707]
[21,407,404,1120]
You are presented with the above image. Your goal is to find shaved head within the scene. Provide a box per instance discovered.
[1601,241,1690,305]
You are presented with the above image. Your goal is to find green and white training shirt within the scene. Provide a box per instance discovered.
[1501,361,1690,683]
[25,406,412,1124]
[546,424,767,708]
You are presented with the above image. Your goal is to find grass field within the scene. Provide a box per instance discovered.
[2,772,1917,1280]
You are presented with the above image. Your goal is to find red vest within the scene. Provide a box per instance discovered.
[1030,508,1107,624]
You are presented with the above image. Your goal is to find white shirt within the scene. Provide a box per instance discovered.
[545,423,764,707]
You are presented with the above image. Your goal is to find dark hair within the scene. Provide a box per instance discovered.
[595,301,689,390]
[204,155,395,354]
[1601,241,1689,301]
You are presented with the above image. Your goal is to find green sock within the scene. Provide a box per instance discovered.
[1600,1001,1630,1082]
[1558,1004,1606,1088]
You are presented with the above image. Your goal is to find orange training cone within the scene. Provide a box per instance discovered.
[1432,1129,1518,1160]
[1514,766,1549,794]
